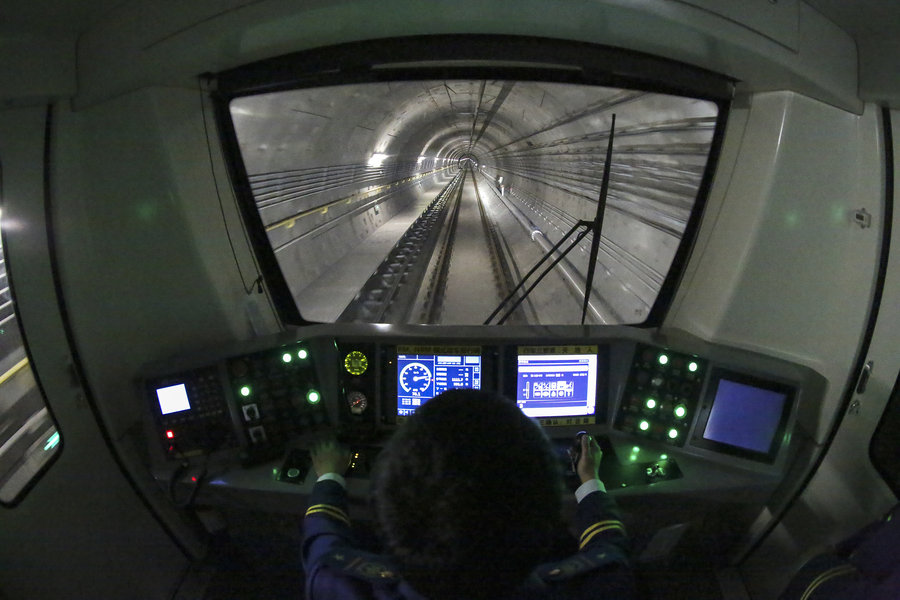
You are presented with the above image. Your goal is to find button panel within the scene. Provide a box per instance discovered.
[150,366,238,456]
[615,344,706,446]
[227,341,328,463]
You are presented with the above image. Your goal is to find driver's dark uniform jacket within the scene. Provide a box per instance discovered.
[302,476,635,599]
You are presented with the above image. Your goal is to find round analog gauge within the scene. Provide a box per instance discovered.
[344,350,368,375]
[347,391,368,415]
[399,362,432,394]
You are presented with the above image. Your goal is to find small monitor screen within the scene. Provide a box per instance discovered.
[700,374,792,461]
[156,383,191,415]
[516,346,598,418]
[396,346,482,416]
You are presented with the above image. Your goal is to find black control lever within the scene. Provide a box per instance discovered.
[567,430,588,474]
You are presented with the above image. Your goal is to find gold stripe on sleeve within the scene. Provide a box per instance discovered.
[580,524,627,549]
[580,520,625,543]
[305,504,351,526]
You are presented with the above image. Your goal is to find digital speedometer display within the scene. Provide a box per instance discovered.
[396,346,482,416]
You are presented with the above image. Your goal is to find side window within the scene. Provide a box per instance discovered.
[0,206,62,505]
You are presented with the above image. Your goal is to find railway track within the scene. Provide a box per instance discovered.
[339,168,530,324]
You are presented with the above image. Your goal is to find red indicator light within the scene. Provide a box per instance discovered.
[191,476,198,483]
[166,430,175,439]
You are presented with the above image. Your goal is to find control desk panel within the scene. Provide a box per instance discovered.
[140,324,825,505]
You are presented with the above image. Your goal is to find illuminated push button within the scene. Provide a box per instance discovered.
[674,405,687,419]
[240,386,251,397]
[297,349,309,360]
[639,420,650,431]
[287,468,301,479]
[658,354,669,366]
[306,389,321,404]
[688,361,699,373]
[645,398,657,410]
[282,352,293,363]
[668,428,679,440]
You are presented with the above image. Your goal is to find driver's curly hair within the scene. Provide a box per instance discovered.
[372,389,564,600]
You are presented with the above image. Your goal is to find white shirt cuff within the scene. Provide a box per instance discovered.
[316,472,347,488]
[575,478,606,503]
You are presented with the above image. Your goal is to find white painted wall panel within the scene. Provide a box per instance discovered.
[670,93,884,443]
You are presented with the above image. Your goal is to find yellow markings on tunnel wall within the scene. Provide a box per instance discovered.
[264,166,452,232]
[0,357,30,386]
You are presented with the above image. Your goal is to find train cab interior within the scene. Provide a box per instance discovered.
[0,1,898,599]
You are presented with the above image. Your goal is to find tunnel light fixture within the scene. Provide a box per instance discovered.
[368,153,388,167]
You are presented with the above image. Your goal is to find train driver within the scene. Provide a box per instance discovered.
[302,389,635,599]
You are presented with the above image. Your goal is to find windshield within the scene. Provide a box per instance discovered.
[229,80,719,325]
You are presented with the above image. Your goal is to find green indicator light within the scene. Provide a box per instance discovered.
[646,398,657,409]
[660,454,668,460]
[307,389,321,404]
[668,428,679,439]
[240,386,251,397]
[674,405,687,419]
[297,349,309,360]
[44,432,60,451]
[688,361,699,372]
[639,420,650,431]
[658,354,669,365]
[273,468,279,477]
[282,353,292,363]
[632,446,640,454]
[629,454,638,462]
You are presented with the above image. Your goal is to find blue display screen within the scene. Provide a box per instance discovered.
[516,350,597,418]
[396,353,482,416]
[703,379,788,453]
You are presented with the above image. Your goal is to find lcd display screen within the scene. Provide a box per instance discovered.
[396,346,482,416]
[156,383,191,415]
[702,378,789,455]
[516,347,598,418]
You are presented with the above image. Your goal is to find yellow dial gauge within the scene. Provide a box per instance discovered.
[344,350,368,375]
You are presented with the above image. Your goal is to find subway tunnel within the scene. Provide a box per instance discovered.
[226,75,720,326]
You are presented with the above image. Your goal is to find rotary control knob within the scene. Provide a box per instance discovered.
[347,391,368,415]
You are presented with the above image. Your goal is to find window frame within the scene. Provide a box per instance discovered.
[212,34,734,327]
